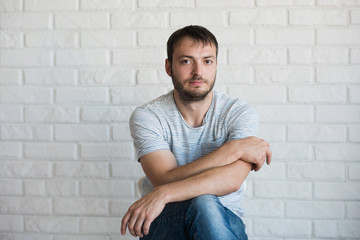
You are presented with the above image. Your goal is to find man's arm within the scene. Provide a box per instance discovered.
[141,136,272,187]
[121,136,271,237]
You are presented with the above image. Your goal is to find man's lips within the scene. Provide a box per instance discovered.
[189,81,204,86]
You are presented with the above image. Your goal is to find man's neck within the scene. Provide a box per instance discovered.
[173,90,213,128]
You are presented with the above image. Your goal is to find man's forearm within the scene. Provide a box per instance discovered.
[155,160,252,204]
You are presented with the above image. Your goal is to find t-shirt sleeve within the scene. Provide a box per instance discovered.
[129,107,170,161]
[227,100,259,141]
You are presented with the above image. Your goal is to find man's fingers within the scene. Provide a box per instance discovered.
[266,147,272,165]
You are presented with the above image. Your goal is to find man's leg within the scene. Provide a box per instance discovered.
[185,195,248,240]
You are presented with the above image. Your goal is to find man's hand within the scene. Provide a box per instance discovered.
[121,187,166,237]
[228,137,272,171]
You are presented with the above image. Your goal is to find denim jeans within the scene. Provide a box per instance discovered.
[140,195,248,240]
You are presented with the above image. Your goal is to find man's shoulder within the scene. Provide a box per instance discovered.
[213,91,254,113]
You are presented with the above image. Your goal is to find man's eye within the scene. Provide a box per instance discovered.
[181,60,190,64]
[205,60,213,64]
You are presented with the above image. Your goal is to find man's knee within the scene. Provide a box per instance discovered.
[186,195,224,222]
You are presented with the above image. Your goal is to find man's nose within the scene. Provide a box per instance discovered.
[192,62,203,77]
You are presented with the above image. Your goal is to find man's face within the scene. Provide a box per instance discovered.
[166,37,217,102]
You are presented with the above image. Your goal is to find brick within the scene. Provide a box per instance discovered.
[351,48,360,63]
[349,86,360,103]
[0,13,51,29]
[196,0,253,7]
[0,87,51,104]
[315,182,360,200]
[25,216,77,233]
[229,86,286,103]
[317,29,360,45]
[171,11,227,27]
[0,179,22,195]
[0,143,21,159]
[80,180,135,197]
[257,0,314,6]
[0,161,50,178]
[112,12,167,28]
[217,66,252,84]
[56,50,109,66]
[317,0,360,6]
[286,201,343,218]
[316,106,360,123]
[317,67,360,83]
[230,10,287,26]
[288,124,346,142]
[24,179,76,196]
[81,106,135,122]
[111,86,170,104]
[243,200,284,217]
[0,215,23,232]
[25,32,78,48]
[55,124,109,141]
[80,69,134,86]
[1,125,32,140]
[254,219,311,237]
[138,30,173,47]
[349,163,360,180]
[314,220,360,238]
[0,197,50,214]
[80,142,134,160]
[287,162,345,180]
[289,47,348,64]
[54,235,106,240]
[25,106,78,123]
[349,125,360,142]
[24,143,77,160]
[54,198,108,215]
[258,124,286,142]
[255,181,312,199]
[351,10,360,24]
[81,0,134,9]
[215,29,252,46]
[140,0,194,8]
[229,48,286,65]
[290,9,347,25]
[315,143,360,161]
[112,124,132,140]
[256,29,314,45]
[111,162,143,178]
[0,233,51,240]
[80,30,135,48]
[0,50,52,67]
[55,13,109,29]
[256,105,313,123]
[290,86,346,103]
[112,49,165,65]
[25,0,77,11]
[55,162,108,178]
[255,67,314,83]
[347,202,360,218]
[110,199,135,216]
[0,0,21,11]
[56,88,108,104]
[137,68,171,85]
[0,31,22,48]
[80,217,121,234]
[0,106,22,122]
[24,69,76,86]
[248,163,285,179]
[0,70,21,85]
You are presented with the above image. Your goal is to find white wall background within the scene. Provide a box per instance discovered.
[0,0,359,239]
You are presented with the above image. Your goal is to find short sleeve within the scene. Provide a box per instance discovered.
[129,107,170,161]
[227,101,259,141]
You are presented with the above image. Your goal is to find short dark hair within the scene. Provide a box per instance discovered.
[167,25,218,64]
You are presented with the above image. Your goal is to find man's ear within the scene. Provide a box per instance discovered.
[165,59,172,77]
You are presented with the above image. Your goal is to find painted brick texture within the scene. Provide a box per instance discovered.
[0,0,359,239]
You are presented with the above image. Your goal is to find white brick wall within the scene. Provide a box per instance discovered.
[0,1,359,239]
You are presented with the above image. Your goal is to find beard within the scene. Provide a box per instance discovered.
[171,72,216,103]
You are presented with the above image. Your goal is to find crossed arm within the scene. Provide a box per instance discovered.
[121,136,272,237]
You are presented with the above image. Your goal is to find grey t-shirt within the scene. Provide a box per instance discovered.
[130,90,258,217]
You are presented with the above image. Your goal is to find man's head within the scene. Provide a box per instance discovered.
[166,26,218,102]
[167,25,218,65]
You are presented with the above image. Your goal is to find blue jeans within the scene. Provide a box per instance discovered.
[140,195,248,240]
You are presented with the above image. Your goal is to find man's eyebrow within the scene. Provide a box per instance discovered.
[176,55,216,59]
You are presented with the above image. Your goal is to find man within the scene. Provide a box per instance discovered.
[121,25,272,240]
